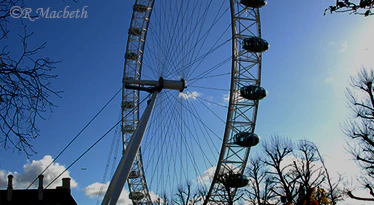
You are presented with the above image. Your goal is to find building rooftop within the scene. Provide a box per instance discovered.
[0,174,78,205]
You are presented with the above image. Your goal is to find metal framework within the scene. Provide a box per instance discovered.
[108,0,267,204]
[102,91,159,205]
[204,2,264,203]
[102,78,185,204]
[122,0,155,204]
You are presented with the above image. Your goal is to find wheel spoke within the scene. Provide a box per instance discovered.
[115,0,268,204]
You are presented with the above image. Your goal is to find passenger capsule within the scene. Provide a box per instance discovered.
[129,191,145,201]
[128,28,143,36]
[234,132,259,147]
[122,101,136,109]
[240,0,267,8]
[133,4,149,13]
[128,171,140,179]
[123,125,135,133]
[242,37,269,53]
[240,85,267,100]
[125,52,138,60]
[222,174,249,188]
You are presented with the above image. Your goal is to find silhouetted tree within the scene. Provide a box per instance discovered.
[215,170,245,205]
[0,0,61,156]
[316,148,345,205]
[343,68,374,201]
[168,136,343,205]
[173,181,201,205]
[325,0,374,16]
[255,135,343,205]
[156,192,171,205]
[293,140,325,200]
[244,155,277,205]
[262,135,297,204]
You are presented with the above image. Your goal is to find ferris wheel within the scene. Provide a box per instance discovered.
[102,0,268,204]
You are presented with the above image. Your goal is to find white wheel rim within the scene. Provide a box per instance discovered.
[122,0,266,204]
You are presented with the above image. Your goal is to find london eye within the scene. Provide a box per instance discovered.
[102,0,269,204]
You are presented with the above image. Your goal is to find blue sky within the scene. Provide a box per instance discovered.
[1,0,374,205]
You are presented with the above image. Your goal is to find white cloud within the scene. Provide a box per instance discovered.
[194,164,240,185]
[83,182,132,205]
[149,191,163,203]
[83,182,109,198]
[324,76,334,84]
[195,166,216,184]
[83,182,162,205]
[0,155,77,189]
[0,170,11,188]
[223,90,245,103]
[339,42,348,53]
[178,91,201,100]
[223,93,230,102]
[320,40,335,52]
[320,39,334,45]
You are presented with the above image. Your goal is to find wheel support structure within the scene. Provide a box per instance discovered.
[102,78,185,205]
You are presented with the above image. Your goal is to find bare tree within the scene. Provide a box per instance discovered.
[173,181,201,205]
[258,135,344,205]
[293,140,326,204]
[167,136,342,205]
[195,185,208,204]
[215,171,245,205]
[244,155,277,205]
[0,0,61,156]
[156,192,171,205]
[316,148,345,205]
[261,135,297,204]
[325,0,374,16]
[343,67,374,201]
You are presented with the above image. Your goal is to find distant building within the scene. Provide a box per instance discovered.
[0,174,78,205]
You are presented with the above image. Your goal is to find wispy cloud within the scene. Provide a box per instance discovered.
[83,182,109,198]
[178,91,201,100]
[194,164,240,186]
[320,40,335,51]
[338,42,348,53]
[83,182,132,205]
[0,155,77,189]
[320,39,334,45]
[222,90,245,104]
[195,166,216,184]
[324,76,334,84]
[223,93,230,103]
